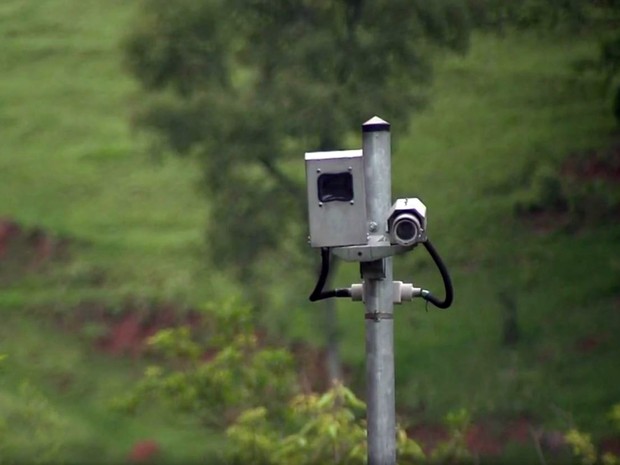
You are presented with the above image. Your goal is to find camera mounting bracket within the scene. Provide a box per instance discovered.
[331,234,414,262]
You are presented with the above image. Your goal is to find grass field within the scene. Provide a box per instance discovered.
[1,0,619,463]
[0,0,222,310]
[0,1,225,462]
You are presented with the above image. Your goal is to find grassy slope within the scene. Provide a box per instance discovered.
[0,313,219,464]
[0,1,224,463]
[0,0,233,309]
[1,0,619,462]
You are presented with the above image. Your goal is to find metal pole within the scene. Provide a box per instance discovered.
[362,116,396,465]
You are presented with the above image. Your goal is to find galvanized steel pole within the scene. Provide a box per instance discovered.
[362,116,396,465]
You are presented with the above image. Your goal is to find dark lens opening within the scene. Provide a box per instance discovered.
[317,172,353,202]
[395,219,416,241]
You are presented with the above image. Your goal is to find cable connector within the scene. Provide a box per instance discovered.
[350,281,422,304]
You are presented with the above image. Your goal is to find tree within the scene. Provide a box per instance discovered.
[124,0,471,380]
[466,0,586,32]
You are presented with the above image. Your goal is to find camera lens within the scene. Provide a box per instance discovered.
[391,213,421,246]
[396,220,416,241]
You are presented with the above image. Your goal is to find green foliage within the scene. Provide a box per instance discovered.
[227,384,364,465]
[512,163,568,215]
[226,382,426,465]
[0,312,224,464]
[601,34,620,123]
[610,403,620,430]
[511,150,620,224]
[565,403,620,465]
[566,178,620,223]
[429,409,471,463]
[614,85,620,123]
[0,382,90,464]
[566,428,598,465]
[227,385,475,465]
[601,34,620,79]
[571,2,620,123]
[115,301,297,427]
[466,0,586,31]
[119,299,474,464]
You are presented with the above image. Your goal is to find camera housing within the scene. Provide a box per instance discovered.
[305,150,368,248]
[387,198,427,247]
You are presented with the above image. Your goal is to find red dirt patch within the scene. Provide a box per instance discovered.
[98,312,144,356]
[466,423,504,456]
[407,423,450,455]
[521,211,572,235]
[561,143,620,184]
[0,218,21,259]
[408,415,536,458]
[80,302,336,393]
[128,439,160,463]
[0,217,70,272]
[504,416,532,444]
[600,434,620,456]
[574,332,610,354]
[89,305,201,357]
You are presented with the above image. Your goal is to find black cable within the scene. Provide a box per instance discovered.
[309,248,352,302]
[420,239,454,309]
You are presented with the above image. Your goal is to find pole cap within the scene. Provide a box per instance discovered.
[362,116,390,133]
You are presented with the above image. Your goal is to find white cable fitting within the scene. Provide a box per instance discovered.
[350,283,364,301]
[350,281,422,304]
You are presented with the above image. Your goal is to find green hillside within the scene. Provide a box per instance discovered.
[0,1,223,462]
[1,0,619,463]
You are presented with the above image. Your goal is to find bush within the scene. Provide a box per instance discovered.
[227,382,427,465]
[0,382,96,464]
[114,300,297,427]
[565,403,620,465]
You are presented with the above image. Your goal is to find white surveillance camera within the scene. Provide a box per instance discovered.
[387,198,427,247]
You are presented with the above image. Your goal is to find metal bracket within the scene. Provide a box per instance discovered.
[332,234,414,262]
[360,259,385,279]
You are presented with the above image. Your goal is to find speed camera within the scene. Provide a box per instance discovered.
[305,150,367,248]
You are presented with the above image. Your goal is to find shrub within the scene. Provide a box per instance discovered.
[565,403,620,465]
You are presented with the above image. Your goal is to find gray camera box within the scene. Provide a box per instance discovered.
[305,149,368,248]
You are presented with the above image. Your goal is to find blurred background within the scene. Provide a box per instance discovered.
[1,0,619,463]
